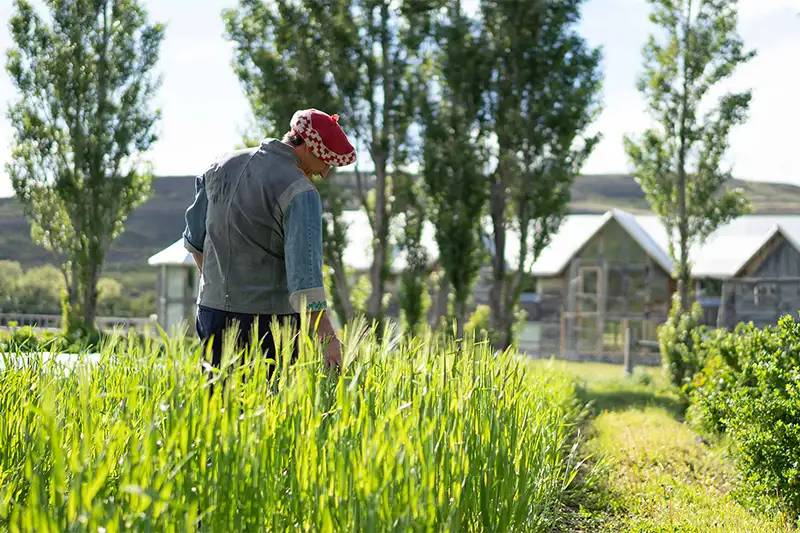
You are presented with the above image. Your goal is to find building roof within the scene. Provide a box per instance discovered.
[691,223,800,278]
[531,211,800,279]
[531,209,674,277]
[147,239,195,267]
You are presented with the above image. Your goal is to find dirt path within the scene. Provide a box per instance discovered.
[535,361,794,532]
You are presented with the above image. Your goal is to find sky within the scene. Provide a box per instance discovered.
[0,0,798,198]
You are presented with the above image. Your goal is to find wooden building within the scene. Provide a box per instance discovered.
[691,224,800,329]
[528,210,673,363]
[527,210,800,362]
[147,240,200,336]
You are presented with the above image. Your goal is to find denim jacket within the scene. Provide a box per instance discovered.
[182,139,327,315]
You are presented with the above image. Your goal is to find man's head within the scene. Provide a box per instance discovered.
[285,109,356,179]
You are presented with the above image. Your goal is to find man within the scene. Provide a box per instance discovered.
[182,108,356,373]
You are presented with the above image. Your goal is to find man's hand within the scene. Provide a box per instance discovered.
[310,310,342,369]
[324,336,342,369]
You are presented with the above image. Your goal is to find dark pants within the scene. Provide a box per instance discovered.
[195,305,300,376]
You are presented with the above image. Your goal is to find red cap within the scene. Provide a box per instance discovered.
[290,109,357,167]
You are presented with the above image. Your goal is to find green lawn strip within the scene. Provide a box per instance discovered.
[533,359,793,532]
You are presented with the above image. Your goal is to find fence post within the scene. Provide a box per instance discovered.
[623,326,635,376]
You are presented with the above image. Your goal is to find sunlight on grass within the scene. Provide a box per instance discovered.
[589,407,793,532]
[0,318,586,532]
[535,359,794,532]
[530,359,685,419]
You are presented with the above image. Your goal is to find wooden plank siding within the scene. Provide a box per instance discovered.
[719,235,800,328]
[529,218,672,362]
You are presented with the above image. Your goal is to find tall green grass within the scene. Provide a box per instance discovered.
[0,317,585,532]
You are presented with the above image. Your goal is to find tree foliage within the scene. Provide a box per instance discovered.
[393,170,431,334]
[624,0,754,311]
[420,1,490,334]
[224,0,428,326]
[0,260,154,317]
[481,0,603,348]
[6,0,164,333]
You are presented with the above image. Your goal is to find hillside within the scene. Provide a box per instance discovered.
[3,173,800,292]
[0,176,195,268]
[567,174,800,214]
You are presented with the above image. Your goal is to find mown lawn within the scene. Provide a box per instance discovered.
[532,359,795,532]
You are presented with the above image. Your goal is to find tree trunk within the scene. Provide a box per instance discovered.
[81,259,101,333]
[330,254,354,323]
[367,162,387,322]
[455,300,467,339]
[428,272,450,330]
[500,208,530,349]
[677,0,692,314]
[366,3,393,324]
[489,176,509,348]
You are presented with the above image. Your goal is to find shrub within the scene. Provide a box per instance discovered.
[657,294,709,391]
[688,315,800,519]
[465,304,491,338]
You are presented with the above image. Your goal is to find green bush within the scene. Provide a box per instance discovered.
[0,325,69,353]
[688,316,800,519]
[685,326,740,436]
[464,304,529,349]
[657,294,710,391]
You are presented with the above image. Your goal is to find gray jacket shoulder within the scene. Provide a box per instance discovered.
[250,139,315,217]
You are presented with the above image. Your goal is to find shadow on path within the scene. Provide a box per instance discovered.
[577,387,688,421]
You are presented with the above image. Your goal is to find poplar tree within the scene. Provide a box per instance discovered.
[624,0,754,312]
[224,0,427,326]
[481,0,603,348]
[420,0,490,335]
[6,0,164,333]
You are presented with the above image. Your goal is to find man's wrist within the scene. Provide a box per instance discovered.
[311,310,337,339]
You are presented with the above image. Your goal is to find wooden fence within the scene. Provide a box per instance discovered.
[623,326,661,375]
[0,313,156,334]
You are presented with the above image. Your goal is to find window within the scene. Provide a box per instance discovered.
[753,283,777,306]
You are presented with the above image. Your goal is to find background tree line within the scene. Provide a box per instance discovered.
[6,0,752,350]
[0,260,155,317]
[223,0,604,349]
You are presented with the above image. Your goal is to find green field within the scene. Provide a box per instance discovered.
[0,321,587,532]
[2,322,794,531]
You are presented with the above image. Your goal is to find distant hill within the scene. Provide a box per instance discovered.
[0,175,196,274]
[566,174,800,215]
[3,173,800,287]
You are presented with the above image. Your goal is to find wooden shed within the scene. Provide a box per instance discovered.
[527,210,800,362]
[147,240,199,336]
[531,210,673,362]
[695,224,800,329]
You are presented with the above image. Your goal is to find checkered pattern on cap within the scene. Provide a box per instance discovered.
[290,109,356,167]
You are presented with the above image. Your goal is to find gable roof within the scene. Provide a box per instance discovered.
[531,209,673,277]
[692,224,800,278]
[531,211,800,279]
[148,239,195,267]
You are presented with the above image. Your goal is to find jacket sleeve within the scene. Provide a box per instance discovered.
[283,188,328,313]
[183,174,208,254]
